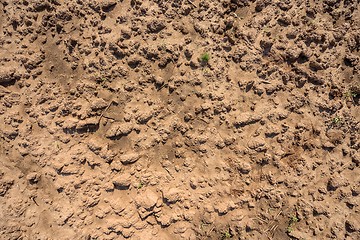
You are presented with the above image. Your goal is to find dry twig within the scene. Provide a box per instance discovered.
[187,0,196,8]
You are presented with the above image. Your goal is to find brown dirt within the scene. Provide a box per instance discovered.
[0,0,359,239]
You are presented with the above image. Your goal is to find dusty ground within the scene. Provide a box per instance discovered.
[0,0,359,239]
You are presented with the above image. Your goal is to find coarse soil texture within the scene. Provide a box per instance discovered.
[0,0,360,239]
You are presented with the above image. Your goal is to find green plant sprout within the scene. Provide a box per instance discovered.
[332,116,342,125]
[221,230,231,239]
[200,52,210,63]
[286,215,299,233]
[344,91,357,99]
[136,182,143,189]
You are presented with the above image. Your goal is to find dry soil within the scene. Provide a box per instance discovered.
[0,0,359,239]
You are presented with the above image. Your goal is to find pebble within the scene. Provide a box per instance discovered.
[113,173,132,189]
[120,153,141,164]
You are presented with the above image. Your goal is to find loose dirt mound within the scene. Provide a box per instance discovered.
[0,0,359,239]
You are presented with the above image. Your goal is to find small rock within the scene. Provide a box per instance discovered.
[120,153,140,164]
[55,206,74,226]
[113,173,132,189]
[327,174,348,191]
[99,148,116,163]
[110,199,126,214]
[203,204,214,213]
[248,201,255,208]
[189,178,197,189]
[201,103,211,111]
[184,49,193,59]
[189,60,200,69]
[264,125,281,138]
[345,217,360,232]
[154,76,164,86]
[214,202,228,215]
[60,164,80,175]
[247,138,267,152]
[352,152,360,165]
[163,188,182,203]
[238,162,251,174]
[26,172,41,184]
[0,67,19,84]
[0,85,11,97]
[137,111,153,124]
[135,189,159,210]
[309,60,324,71]
[110,160,123,171]
[90,98,108,110]
[94,208,108,219]
[76,117,98,131]
[105,123,133,138]
[245,219,258,232]
[173,222,188,234]
[147,20,166,33]
[322,141,335,149]
[62,117,78,130]
[121,228,134,238]
[288,229,305,239]
[87,139,104,153]
[133,221,148,231]
[127,57,142,68]
[326,129,344,144]
[100,0,117,12]
[155,213,173,227]
[0,177,14,196]
[234,113,262,127]
[313,203,329,216]
[104,181,114,191]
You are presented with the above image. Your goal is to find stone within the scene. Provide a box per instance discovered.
[0,177,14,196]
[234,113,262,127]
[137,111,153,124]
[345,217,360,232]
[26,172,41,184]
[155,213,173,227]
[59,164,80,175]
[135,189,159,210]
[147,20,166,33]
[87,139,103,153]
[163,188,182,203]
[214,202,228,215]
[110,160,123,171]
[100,0,117,12]
[55,205,74,226]
[110,200,126,214]
[326,129,344,144]
[113,173,132,189]
[288,229,305,239]
[173,222,188,234]
[0,85,11,97]
[0,67,18,84]
[120,153,141,164]
[238,162,251,174]
[105,123,133,138]
[189,178,197,189]
[121,228,134,238]
[247,138,267,152]
[76,117,98,130]
[90,98,108,110]
[322,141,335,149]
[327,174,348,191]
[351,152,360,165]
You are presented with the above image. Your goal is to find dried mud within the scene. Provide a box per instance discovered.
[0,0,359,239]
